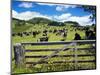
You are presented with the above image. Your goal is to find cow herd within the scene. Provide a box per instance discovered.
[12,31,40,38]
[12,26,96,42]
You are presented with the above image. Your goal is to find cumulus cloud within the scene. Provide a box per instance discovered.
[12,10,93,26]
[18,2,33,8]
[37,3,56,6]
[56,5,76,11]
[56,6,64,11]
[12,10,18,17]
[54,13,93,26]
[12,10,52,20]
[67,15,93,25]
[54,13,71,21]
[37,3,76,12]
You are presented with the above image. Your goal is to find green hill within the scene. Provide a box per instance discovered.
[28,17,52,24]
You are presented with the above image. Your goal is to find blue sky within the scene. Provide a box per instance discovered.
[12,1,96,26]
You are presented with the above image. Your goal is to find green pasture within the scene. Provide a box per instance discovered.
[12,23,96,74]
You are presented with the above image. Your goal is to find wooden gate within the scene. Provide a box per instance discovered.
[13,40,96,69]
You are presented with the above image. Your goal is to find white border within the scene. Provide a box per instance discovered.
[20,0,96,5]
[0,0,100,75]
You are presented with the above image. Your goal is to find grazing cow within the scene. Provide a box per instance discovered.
[56,31,60,35]
[43,30,48,36]
[36,31,40,35]
[43,30,48,34]
[60,38,66,41]
[32,31,37,37]
[17,33,20,36]
[23,32,27,35]
[53,29,57,33]
[38,36,49,42]
[85,28,96,40]
[61,32,67,38]
[12,33,16,36]
[74,33,81,40]
[88,30,96,40]
[17,32,23,37]
[19,33,23,37]
[22,32,29,36]
[25,32,30,36]
[56,30,63,35]
[43,33,47,36]
[56,29,67,37]
[85,31,90,39]
[75,28,77,31]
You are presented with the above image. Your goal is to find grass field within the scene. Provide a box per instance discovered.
[12,23,96,74]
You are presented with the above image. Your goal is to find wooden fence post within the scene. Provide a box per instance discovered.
[74,42,78,70]
[14,43,25,68]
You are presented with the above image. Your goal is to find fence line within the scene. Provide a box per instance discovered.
[13,40,96,68]
[21,40,96,45]
[26,60,95,65]
[25,48,95,52]
[25,54,95,58]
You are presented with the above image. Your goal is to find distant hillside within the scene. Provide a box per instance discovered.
[48,21,65,26]
[12,18,32,33]
[27,17,52,24]
[64,21,80,26]
[12,17,81,26]
[12,18,26,27]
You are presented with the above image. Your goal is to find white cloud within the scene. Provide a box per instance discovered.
[54,13,71,21]
[12,10,18,17]
[12,10,52,20]
[19,2,33,8]
[56,6,64,11]
[56,5,76,11]
[12,10,93,26]
[54,14,93,26]
[67,15,93,26]
[37,3,56,6]
[37,3,76,12]
[37,3,77,12]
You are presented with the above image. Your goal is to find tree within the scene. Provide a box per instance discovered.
[79,5,96,22]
